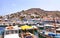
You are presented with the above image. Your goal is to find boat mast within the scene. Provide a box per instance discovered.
[53,16,56,33]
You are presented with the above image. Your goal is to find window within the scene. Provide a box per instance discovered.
[5,31,9,35]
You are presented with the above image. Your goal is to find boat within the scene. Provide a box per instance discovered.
[19,25,39,38]
[4,25,20,38]
[0,27,5,38]
[53,28,60,38]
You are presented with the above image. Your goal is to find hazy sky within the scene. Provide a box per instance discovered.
[0,0,60,16]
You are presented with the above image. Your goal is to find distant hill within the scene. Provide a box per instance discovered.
[4,8,60,19]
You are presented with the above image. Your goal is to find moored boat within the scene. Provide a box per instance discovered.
[4,25,20,38]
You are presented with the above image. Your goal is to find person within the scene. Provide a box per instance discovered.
[21,32,25,38]
[7,25,13,30]
[25,34,32,38]
[21,33,24,38]
[24,32,34,38]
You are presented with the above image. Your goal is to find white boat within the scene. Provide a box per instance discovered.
[56,28,60,33]
[4,26,20,38]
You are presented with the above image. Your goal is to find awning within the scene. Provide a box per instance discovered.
[20,25,33,30]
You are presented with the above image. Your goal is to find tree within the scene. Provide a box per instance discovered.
[30,16,34,19]
[0,16,3,18]
[35,16,40,18]
[34,12,38,15]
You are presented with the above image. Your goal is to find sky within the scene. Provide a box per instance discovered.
[0,0,60,16]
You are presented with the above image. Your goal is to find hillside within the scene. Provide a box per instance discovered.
[4,8,60,19]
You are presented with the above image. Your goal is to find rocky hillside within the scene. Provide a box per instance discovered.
[5,8,60,19]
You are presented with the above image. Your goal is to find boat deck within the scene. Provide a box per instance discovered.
[38,30,54,38]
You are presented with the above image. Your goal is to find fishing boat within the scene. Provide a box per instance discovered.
[0,27,5,38]
[53,28,60,38]
[56,28,60,33]
[19,25,39,38]
[4,25,20,38]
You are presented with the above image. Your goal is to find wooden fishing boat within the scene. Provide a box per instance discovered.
[4,25,20,38]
